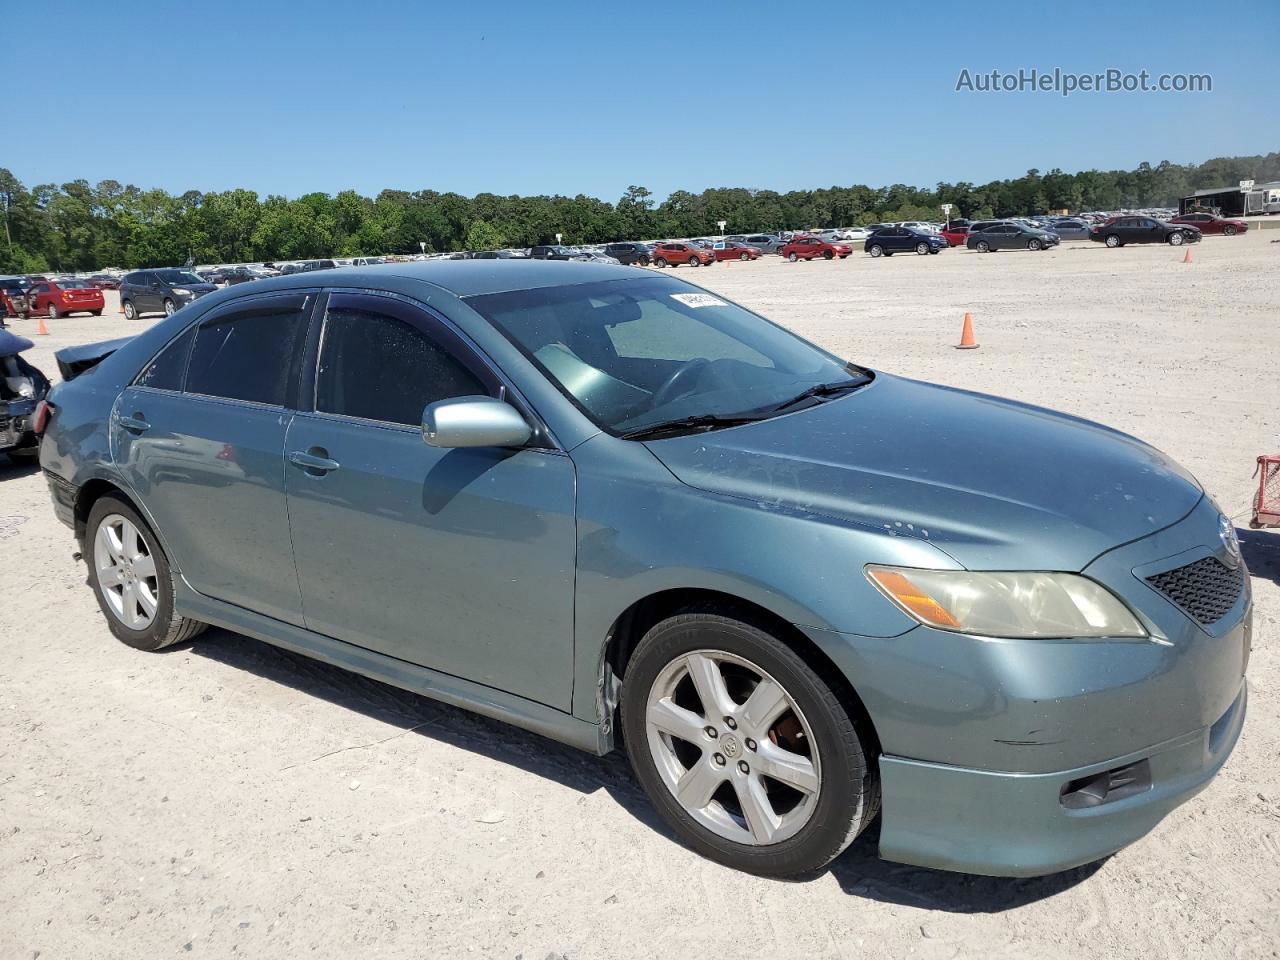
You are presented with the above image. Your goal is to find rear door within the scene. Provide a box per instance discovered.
[283,292,578,710]
[112,291,315,625]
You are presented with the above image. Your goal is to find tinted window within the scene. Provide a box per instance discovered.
[136,326,195,391]
[186,300,308,405]
[316,301,488,426]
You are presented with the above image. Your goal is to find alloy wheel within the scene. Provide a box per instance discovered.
[94,514,160,630]
[644,649,821,846]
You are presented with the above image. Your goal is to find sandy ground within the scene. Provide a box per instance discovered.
[2,232,1278,960]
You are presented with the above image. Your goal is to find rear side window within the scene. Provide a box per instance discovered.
[135,326,195,391]
[315,298,490,427]
[186,299,309,405]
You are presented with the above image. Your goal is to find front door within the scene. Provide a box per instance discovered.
[283,293,578,711]
[112,292,315,625]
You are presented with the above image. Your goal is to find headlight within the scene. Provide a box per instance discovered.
[17,381,34,398]
[865,565,1146,639]
[172,287,191,296]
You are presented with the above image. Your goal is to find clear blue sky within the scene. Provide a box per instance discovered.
[9,1,1272,201]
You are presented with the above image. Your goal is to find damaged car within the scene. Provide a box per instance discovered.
[37,261,1249,879]
[1,329,51,462]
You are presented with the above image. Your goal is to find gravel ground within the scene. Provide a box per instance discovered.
[2,231,1278,959]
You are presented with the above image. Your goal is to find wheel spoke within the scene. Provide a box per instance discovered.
[98,565,125,588]
[123,523,141,562]
[754,741,819,795]
[735,775,781,843]
[648,698,707,745]
[740,679,788,734]
[136,584,158,617]
[675,759,725,810]
[132,553,156,580]
[121,583,141,628]
[103,524,125,561]
[685,653,735,718]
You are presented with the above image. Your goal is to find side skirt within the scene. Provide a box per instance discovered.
[176,586,610,756]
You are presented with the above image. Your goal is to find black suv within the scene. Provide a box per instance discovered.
[602,243,652,266]
[528,245,588,261]
[119,269,218,320]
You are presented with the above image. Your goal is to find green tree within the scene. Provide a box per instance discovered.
[465,219,506,251]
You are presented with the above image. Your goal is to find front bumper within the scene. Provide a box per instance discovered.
[878,682,1246,876]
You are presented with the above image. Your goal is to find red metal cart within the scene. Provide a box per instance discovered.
[1252,455,1280,528]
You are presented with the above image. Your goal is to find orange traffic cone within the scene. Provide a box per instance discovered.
[955,312,978,350]
[37,312,49,336]
[1183,247,1192,264]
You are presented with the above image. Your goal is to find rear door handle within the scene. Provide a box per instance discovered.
[289,450,340,474]
[117,415,150,433]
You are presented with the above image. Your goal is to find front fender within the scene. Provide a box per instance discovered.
[567,434,958,722]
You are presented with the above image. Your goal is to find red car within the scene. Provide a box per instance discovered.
[940,225,969,247]
[779,235,851,261]
[652,242,715,267]
[711,241,763,262]
[88,274,122,289]
[1169,213,1249,236]
[28,279,105,318]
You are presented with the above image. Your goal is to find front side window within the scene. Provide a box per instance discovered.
[471,275,856,436]
[315,298,489,427]
[186,299,309,405]
[136,326,196,391]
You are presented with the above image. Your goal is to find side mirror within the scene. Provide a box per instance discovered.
[422,396,532,449]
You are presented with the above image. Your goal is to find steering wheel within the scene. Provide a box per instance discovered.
[651,357,711,409]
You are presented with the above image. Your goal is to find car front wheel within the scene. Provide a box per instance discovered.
[1028,239,1042,251]
[868,245,882,258]
[621,612,879,878]
[163,298,177,315]
[1168,232,1184,246]
[86,494,207,651]
[915,242,929,255]
[740,252,750,261]
[47,304,60,319]
[122,299,137,320]
[1223,225,1238,236]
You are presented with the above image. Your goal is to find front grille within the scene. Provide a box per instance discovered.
[1146,556,1244,627]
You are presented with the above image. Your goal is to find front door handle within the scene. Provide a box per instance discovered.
[117,414,150,433]
[289,449,340,474]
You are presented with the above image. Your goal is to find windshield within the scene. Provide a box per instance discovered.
[154,270,204,285]
[59,280,92,288]
[469,275,857,436]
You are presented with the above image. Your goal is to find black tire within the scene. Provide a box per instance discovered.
[47,304,60,319]
[1027,239,1042,251]
[977,240,990,253]
[915,242,929,255]
[1168,232,1184,246]
[122,299,137,320]
[620,611,879,878]
[868,245,883,258]
[1223,225,1238,237]
[654,257,668,268]
[1104,234,1121,248]
[788,252,799,262]
[7,446,39,462]
[739,252,750,261]
[822,250,834,260]
[91,309,102,316]
[163,298,177,316]
[639,255,651,265]
[688,257,700,267]
[85,494,207,652]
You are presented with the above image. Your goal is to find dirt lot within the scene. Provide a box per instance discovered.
[2,232,1278,959]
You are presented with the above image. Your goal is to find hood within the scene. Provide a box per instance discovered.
[55,336,136,381]
[644,373,1203,571]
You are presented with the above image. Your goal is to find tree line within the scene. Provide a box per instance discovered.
[1,151,1276,273]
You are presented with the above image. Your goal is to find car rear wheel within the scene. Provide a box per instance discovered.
[621,611,879,878]
[163,298,177,315]
[86,495,207,652]
[1168,232,1184,246]
[1223,225,1238,236]
[1105,234,1121,248]
[1028,239,1042,251]
[915,242,929,255]
[868,245,883,258]
[122,299,137,320]
[977,240,991,253]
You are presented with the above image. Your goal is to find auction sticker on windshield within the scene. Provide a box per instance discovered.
[670,293,727,308]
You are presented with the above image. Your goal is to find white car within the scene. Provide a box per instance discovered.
[838,227,872,242]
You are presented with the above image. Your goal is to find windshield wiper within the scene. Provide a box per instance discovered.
[620,413,769,441]
[768,377,871,413]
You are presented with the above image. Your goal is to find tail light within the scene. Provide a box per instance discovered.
[33,399,54,435]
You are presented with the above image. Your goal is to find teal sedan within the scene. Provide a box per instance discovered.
[38,260,1249,878]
